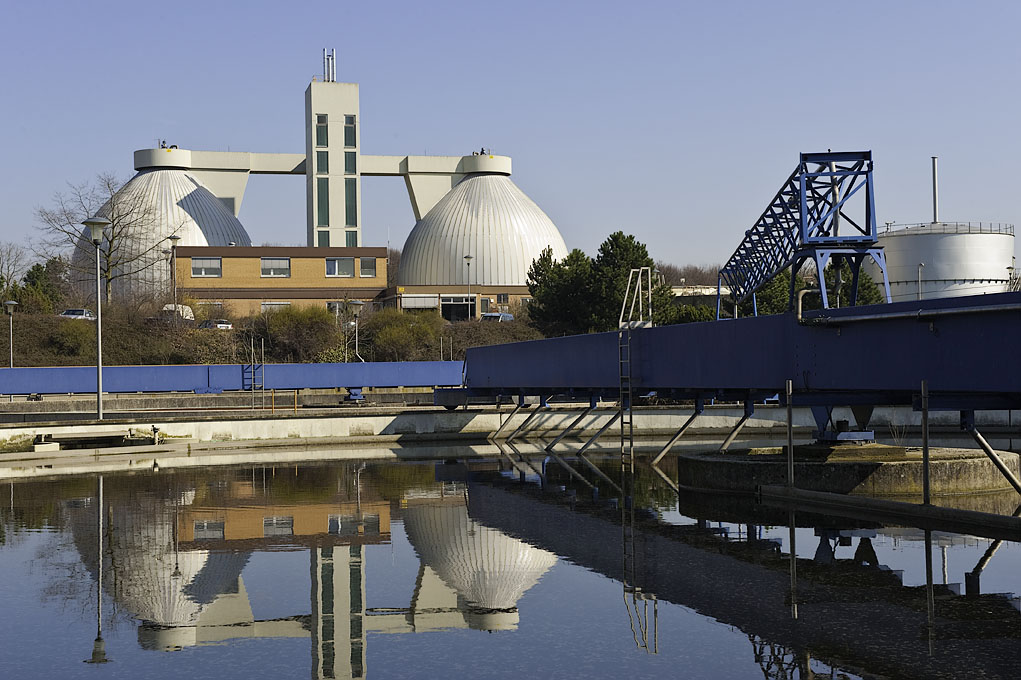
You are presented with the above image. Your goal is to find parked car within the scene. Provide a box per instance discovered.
[146,304,196,326]
[481,312,514,322]
[161,303,194,321]
[198,319,233,330]
[58,308,96,321]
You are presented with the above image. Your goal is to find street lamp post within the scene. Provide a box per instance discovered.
[168,234,181,327]
[83,216,111,420]
[917,262,925,301]
[349,300,365,362]
[463,254,473,320]
[162,247,172,298]
[4,301,17,403]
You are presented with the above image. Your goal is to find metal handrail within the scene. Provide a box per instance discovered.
[879,221,1014,236]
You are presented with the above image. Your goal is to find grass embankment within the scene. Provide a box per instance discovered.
[0,306,543,366]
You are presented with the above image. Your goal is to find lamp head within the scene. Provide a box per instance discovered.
[463,254,473,264]
[3,300,17,312]
[348,300,365,318]
[168,235,182,245]
[82,217,111,244]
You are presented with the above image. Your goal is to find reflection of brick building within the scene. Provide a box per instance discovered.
[178,499,390,549]
[66,468,556,679]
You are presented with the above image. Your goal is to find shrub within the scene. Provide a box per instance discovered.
[244,306,341,363]
[50,320,94,357]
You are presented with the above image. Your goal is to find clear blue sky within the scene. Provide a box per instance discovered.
[3,0,1019,266]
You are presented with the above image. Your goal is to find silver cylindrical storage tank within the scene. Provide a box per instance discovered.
[866,222,1014,302]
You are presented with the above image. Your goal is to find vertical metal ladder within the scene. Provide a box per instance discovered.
[245,337,266,410]
[618,267,657,653]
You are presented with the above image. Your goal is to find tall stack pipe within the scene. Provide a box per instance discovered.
[931,156,939,224]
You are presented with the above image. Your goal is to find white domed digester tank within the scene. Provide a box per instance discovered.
[70,169,252,301]
[398,157,569,287]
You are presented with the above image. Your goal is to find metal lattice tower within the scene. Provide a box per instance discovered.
[717,151,892,317]
[618,266,653,470]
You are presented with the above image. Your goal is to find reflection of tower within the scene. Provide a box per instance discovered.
[402,490,557,631]
[311,545,365,680]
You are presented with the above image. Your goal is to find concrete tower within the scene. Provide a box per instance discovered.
[305,52,361,249]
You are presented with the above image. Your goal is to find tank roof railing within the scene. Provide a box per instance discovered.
[880,221,1014,236]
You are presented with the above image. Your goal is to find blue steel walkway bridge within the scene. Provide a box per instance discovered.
[717,151,891,316]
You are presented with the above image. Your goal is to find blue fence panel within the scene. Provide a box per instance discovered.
[0,361,463,396]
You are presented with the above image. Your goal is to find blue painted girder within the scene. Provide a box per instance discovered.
[453,293,1021,410]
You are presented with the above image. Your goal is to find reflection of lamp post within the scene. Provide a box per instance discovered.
[82,216,111,420]
[84,474,110,664]
[349,300,365,362]
[463,254,473,320]
[168,234,181,327]
[4,301,16,403]
[917,262,925,301]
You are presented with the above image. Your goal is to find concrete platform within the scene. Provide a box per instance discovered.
[677,443,1021,495]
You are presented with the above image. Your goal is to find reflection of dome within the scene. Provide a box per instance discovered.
[70,169,252,297]
[398,172,569,286]
[66,492,249,629]
[402,500,556,629]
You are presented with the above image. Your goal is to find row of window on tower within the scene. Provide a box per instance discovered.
[315,114,356,149]
[314,113,357,246]
[190,257,377,279]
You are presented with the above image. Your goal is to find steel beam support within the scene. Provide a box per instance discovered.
[506,396,551,443]
[491,403,523,440]
[578,411,622,456]
[649,462,679,493]
[493,440,535,477]
[545,404,597,452]
[965,504,1020,594]
[720,398,755,452]
[499,439,545,481]
[651,399,704,465]
[961,411,1021,495]
[921,380,930,504]
[786,379,795,487]
[546,451,596,490]
[576,453,623,495]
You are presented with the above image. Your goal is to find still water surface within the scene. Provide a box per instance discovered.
[0,453,1018,679]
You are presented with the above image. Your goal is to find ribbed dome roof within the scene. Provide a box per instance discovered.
[398,173,569,287]
[71,169,251,298]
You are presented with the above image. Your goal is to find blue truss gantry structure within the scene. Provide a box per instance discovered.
[717,151,892,318]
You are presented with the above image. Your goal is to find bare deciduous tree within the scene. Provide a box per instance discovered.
[655,261,722,287]
[35,172,179,303]
[0,241,27,301]
[387,247,401,288]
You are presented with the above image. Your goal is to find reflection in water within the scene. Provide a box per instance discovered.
[403,490,557,631]
[476,452,1021,680]
[57,466,556,678]
[1,453,1018,679]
